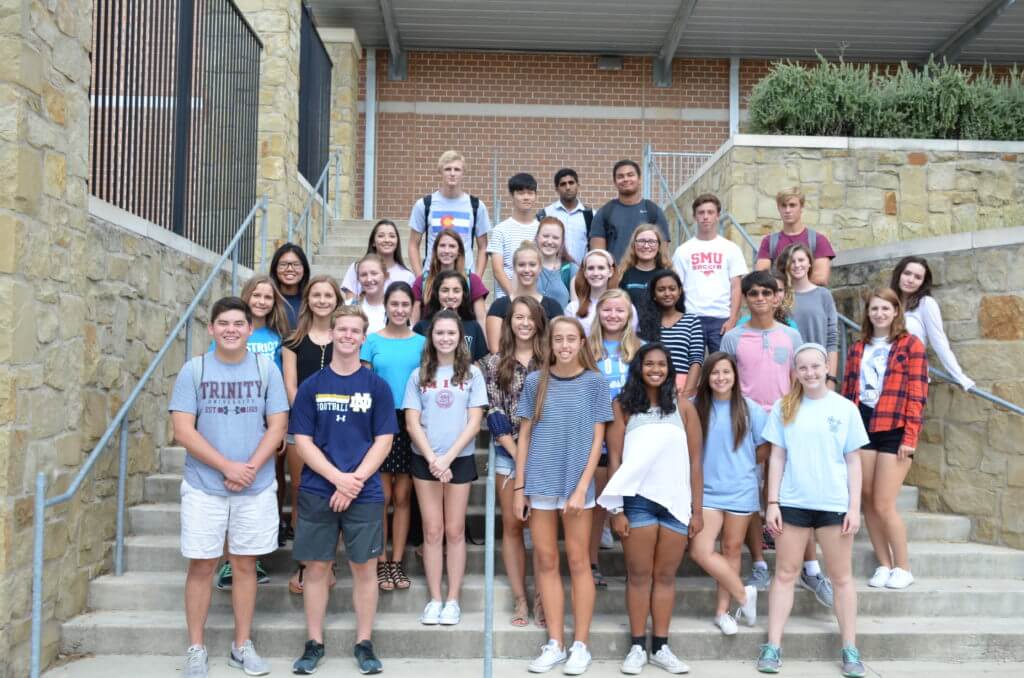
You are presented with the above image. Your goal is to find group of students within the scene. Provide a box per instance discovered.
[168,150,976,678]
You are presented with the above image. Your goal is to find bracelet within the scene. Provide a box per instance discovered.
[513,485,525,491]
[767,500,779,505]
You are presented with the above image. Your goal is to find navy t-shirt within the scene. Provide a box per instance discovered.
[289,365,397,503]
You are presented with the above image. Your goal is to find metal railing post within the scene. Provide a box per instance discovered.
[185,313,193,359]
[321,185,328,249]
[115,421,129,576]
[483,439,496,678]
[305,207,312,252]
[642,142,652,200]
[231,244,239,295]
[30,471,46,678]
[334,153,341,219]
[287,212,294,244]
[491,149,499,224]
[260,198,268,268]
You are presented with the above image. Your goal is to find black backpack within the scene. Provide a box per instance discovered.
[536,206,594,239]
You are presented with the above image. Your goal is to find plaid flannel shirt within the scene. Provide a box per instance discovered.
[842,333,929,448]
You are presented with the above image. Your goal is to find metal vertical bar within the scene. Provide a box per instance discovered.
[159,0,174,226]
[483,441,496,678]
[334,153,340,219]
[260,194,268,268]
[362,48,377,219]
[642,142,652,200]
[171,0,196,235]
[287,212,294,244]
[115,420,129,576]
[185,312,193,358]
[232,243,239,295]
[30,472,47,678]
[729,58,740,136]
[321,172,328,249]
[125,0,141,215]
[491,149,498,228]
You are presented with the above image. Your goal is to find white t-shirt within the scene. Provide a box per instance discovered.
[486,217,539,297]
[672,235,748,318]
[359,300,387,335]
[858,337,892,408]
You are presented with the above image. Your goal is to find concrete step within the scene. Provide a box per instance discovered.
[325,218,410,240]
[60,609,1024,660]
[122,535,1024,579]
[311,252,366,268]
[128,501,968,543]
[41,656,1024,678]
[87,572,1024,618]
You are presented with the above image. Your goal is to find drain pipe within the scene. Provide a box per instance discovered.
[362,48,378,219]
[729,58,740,136]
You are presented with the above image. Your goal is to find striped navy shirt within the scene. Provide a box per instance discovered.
[516,369,613,498]
[660,313,705,374]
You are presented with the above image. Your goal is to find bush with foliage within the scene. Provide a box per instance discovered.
[747,57,1024,140]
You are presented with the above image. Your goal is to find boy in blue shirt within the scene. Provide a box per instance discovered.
[289,306,397,675]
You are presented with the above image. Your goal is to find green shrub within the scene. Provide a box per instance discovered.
[748,57,1024,140]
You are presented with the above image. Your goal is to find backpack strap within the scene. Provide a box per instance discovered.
[807,228,817,257]
[535,208,546,222]
[254,352,271,402]
[582,209,593,239]
[769,231,781,260]
[769,228,817,261]
[469,194,480,240]
[560,262,574,290]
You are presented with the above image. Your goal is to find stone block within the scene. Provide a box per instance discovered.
[729,184,756,223]
[0,39,43,94]
[1001,489,1024,534]
[927,164,956,191]
[979,295,1024,340]
[941,474,997,516]
[883,191,897,215]
[928,191,952,214]
[944,422,984,468]
[818,182,844,209]
[958,342,1024,380]
[989,413,1024,454]
[906,152,928,166]
[1009,457,1024,488]
[0,144,42,216]
[976,250,1010,292]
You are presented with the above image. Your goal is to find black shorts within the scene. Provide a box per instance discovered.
[293,492,384,564]
[859,404,907,455]
[380,409,414,474]
[410,453,478,484]
[780,506,845,529]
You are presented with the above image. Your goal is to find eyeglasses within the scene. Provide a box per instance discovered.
[277,261,303,270]
[635,239,660,248]
[745,289,774,298]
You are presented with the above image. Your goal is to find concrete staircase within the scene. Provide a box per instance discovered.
[60,440,1024,666]
[311,218,414,284]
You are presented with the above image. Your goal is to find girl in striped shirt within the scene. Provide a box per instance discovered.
[646,269,704,398]
[514,317,613,675]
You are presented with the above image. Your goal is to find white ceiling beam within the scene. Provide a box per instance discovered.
[379,0,407,80]
[653,0,699,87]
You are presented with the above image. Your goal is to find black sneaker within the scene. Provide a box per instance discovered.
[293,639,325,675]
[353,640,383,675]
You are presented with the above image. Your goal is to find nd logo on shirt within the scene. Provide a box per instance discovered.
[690,251,724,276]
[315,392,373,414]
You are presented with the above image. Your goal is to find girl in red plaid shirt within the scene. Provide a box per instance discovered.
[841,288,928,590]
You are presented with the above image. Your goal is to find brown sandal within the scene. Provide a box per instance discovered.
[288,565,304,594]
[390,560,411,590]
[377,561,395,591]
[533,592,546,628]
[511,597,529,627]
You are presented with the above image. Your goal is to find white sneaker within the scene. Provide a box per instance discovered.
[419,599,443,625]
[868,566,892,588]
[600,525,614,549]
[620,644,648,674]
[528,639,566,673]
[563,641,592,675]
[650,644,689,674]
[714,613,738,636]
[229,640,270,676]
[885,567,915,589]
[735,584,758,626]
[439,599,461,625]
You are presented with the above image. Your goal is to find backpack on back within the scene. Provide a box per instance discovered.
[537,206,594,239]
[768,228,818,261]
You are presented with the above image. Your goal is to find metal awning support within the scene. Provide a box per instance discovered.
[653,0,699,87]
[930,0,1016,62]
[379,0,407,80]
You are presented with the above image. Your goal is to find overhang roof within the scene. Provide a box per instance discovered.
[308,0,1024,64]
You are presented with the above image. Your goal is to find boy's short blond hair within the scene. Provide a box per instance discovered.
[437,150,465,171]
[331,305,369,333]
[776,186,805,206]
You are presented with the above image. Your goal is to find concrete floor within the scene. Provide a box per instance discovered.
[44,655,1024,677]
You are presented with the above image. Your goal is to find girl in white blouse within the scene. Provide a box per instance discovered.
[890,256,974,391]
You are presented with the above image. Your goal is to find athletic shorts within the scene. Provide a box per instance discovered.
[410,453,478,484]
[292,491,384,564]
[180,479,279,560]
[859,404,907,455]
[623,494,689,536]
[780,506,845,529]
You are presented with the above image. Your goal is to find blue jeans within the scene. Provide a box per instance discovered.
[623,495,689,536]
[698,315,727,354]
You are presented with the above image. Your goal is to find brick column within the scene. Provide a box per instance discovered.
[239,1,303,261]
[321,28,362,220]
[0,0,95,674]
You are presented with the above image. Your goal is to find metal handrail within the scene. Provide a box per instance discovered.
[717,209,1024,417]
[289,151,341,251]
[30,196,270,678]
[648,159,692,243]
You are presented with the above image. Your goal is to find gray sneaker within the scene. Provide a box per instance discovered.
[229,640,270,676]
[756,644,781,674]
[184,645,208,678]
[799,571,834,608]
[746,566,770,591]
[841,646,865,678]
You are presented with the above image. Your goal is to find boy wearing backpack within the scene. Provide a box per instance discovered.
[754,186,836,285]
[589,159,670,263]
[488,172,540,298]
[169,296,289,678]
[407,150,491,277]
[538,168,592,265]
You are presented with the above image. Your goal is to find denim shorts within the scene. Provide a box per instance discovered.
[623,494,689,536]
[493,443,515,478]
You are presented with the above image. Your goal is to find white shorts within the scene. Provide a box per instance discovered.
[180,479,279,560]
[529,494,597,511]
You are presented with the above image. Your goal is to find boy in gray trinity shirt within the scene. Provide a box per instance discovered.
[169,296,289,678]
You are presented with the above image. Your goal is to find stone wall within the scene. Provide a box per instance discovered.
[830,229,1024,548]
[1,198,248,676]
[671,135,1024,252]
[324,29,361,220]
